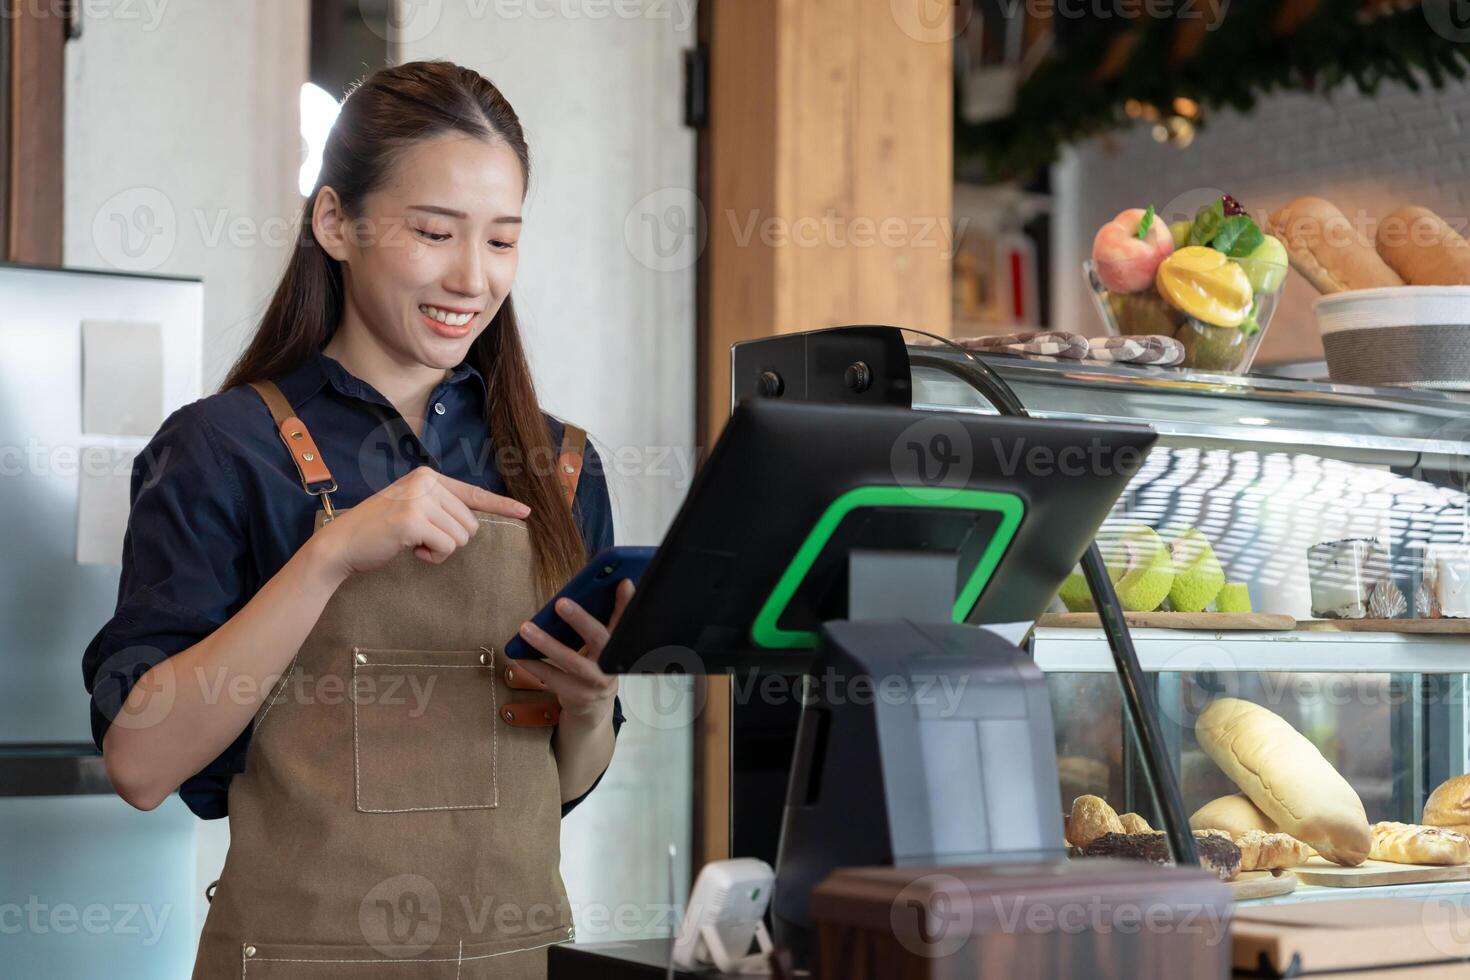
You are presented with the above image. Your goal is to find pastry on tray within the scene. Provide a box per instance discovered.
[1369,821,1470,866]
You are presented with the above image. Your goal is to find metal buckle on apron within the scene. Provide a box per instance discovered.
[311,483,338,522]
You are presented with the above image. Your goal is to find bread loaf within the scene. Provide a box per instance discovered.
[1267,197,1404,294]
[1190,792,1279,837]
[1370,821,1470,866]
[1067,795,1124,848]
[1195,698,1371,866]
[1374,206,1470,285]
[1233,830,1314,871]
[1424,774,1470,828]
[1119,812,1154,834]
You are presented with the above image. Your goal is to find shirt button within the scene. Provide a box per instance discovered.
[433,402,445,415]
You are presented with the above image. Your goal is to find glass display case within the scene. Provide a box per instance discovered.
[911,347,1470,905]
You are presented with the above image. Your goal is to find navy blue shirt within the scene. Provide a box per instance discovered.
[82,349,621,819]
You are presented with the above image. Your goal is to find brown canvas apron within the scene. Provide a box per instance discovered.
[191,380,590,979]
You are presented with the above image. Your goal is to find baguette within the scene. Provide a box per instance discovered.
[1370,821,1470,866]
[1233,830,1314,871]
[1374,206,1470,286]
[1067,795,1124,848]
[1190,792,1279,837]
[1195,698,1371,866]
[1267,196,1404,294]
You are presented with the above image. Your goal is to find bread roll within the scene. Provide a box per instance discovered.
[1424,774,1470,828]
[1195,698,1371,865]
[1191,792,1279,837]
[1370,821,1470,866]
[1374,206,1470,285]
[1234,830,1314,871]
[1068,795,1124,848]
[1119,812,1154,834]
[1267,196,1404,294]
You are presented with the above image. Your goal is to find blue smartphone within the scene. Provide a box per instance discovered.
[504,546,656,660]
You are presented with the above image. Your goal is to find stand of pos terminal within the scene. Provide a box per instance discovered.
[553,325,1198,978]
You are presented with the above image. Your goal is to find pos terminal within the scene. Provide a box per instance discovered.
[594,396,1157,965]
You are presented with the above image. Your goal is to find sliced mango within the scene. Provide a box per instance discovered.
[1155,246,1253,329]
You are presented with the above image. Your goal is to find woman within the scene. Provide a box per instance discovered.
[81,60,628,978]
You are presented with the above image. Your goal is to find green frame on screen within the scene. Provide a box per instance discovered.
[749,484,1026,650]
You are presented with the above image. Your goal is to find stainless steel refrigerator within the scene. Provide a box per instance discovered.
[1,262,206,979]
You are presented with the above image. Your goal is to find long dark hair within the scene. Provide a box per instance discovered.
[221,60,584,602]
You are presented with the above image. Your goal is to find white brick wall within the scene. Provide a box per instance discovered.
[1053,76,1470,364]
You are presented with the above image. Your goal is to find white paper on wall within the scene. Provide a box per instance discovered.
[76,445,137,566]
[81,319,164,437]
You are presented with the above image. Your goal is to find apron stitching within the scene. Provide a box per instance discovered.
[255,653,302,734]
[358,803,502,813]
[456,939,463,978]
[356,663,482,668]
[241,942,248,977]
[233,934,563,965]
[489,645,500,809]
[245,954,462,963]
[352,658,362,811]
[459,935,567,962]
[475,517,527,531]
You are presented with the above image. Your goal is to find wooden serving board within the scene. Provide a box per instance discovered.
[1296,618,1470,634]
[1038,612,1296,631]
[1230,870,1297,901]
[1291,857,1470,887]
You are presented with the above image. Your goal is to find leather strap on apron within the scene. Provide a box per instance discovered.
[555,423,586,503]
[247,381,338,519]
[246,379,586,513]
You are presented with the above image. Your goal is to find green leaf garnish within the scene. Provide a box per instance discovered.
[1135,205,1156,241]
[1188,199,1225,247]
[1213,215,1265,257]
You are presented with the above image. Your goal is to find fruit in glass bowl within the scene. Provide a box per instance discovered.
[1086,195,1286,374]
[1092,207,1175,293]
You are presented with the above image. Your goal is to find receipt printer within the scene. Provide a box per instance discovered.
[772,618,1067,956]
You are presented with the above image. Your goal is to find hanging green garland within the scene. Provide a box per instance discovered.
[956,1,1470,179]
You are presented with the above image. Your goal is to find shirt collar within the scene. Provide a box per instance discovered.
[275,349,487,410]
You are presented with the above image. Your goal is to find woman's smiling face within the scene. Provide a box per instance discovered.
[320,131,525,371]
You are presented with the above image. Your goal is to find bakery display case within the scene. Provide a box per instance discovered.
[910,343,1470,905]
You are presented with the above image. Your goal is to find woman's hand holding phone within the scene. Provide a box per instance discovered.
[313,465,531,579]
[511,579,634,725]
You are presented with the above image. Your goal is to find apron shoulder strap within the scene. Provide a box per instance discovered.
[556,422,587,506]
[249,378,582,518]
[248,380,338,504]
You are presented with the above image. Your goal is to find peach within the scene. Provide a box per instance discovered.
[1092,208,1175,293]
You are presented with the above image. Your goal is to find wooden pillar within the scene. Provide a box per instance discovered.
[693,0,953,866]
[699,0,953,450]
[4,0,66,264]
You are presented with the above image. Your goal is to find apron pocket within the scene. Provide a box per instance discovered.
[351,647,498,813]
